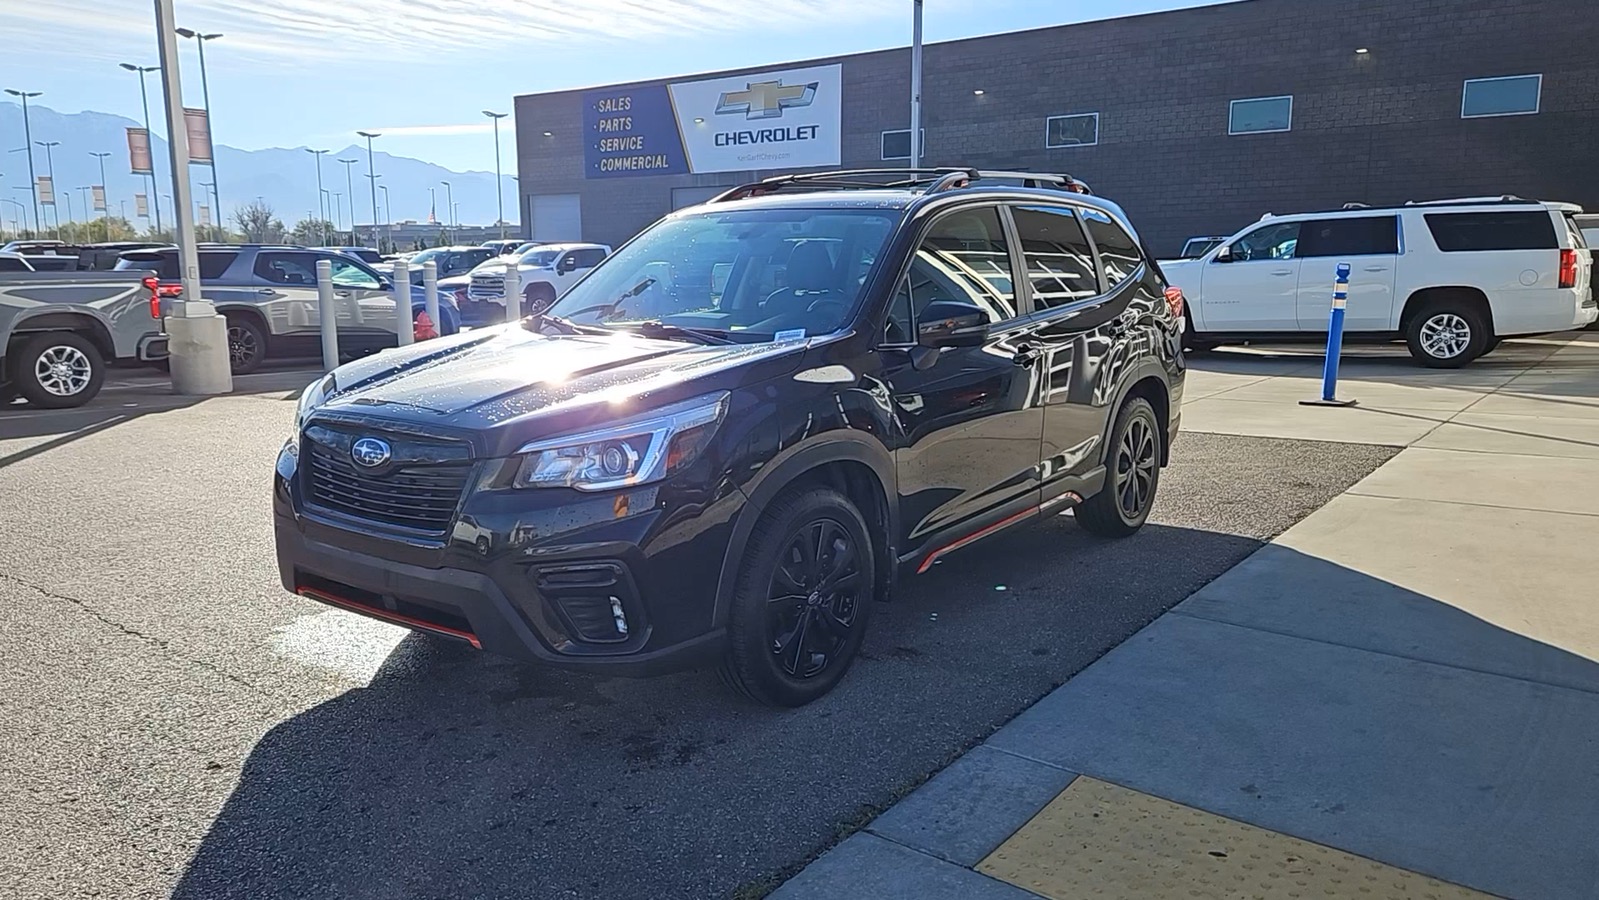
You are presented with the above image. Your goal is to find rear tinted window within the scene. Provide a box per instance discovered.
[1424,211,1557,252]
[116,252,179,280]
[0,256,30,272]
[1080,208,1144,288]
[198,251,239,279]
[1012,206,1099,308]
[1298,216,1398,257]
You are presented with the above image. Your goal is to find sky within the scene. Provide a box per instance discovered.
[1,0,1224,174]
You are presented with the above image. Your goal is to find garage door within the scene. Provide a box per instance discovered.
[529,194,582,242]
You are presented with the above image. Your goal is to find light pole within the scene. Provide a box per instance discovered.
[378,183,392,251]
[3,89,43,239]
[118,64,164,233]
[153,0,231,396]
[441,180,454,233]
[337,157,358,244]
[89,151,111,240]
[332,192,343,234]
[909,0,924,168]
[305,148,328,245]
[175,29,223,227]
[483,110,507,240]
[1,198,26,238]
[9,188,33,234]
[77,186,91,229]
[35,140,60,236]
[356,130,380,248]
[199,180,215,237]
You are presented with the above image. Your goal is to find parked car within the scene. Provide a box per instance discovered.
[0,251,35,273]
[319,247,386,265]
[462,242,611,325]
[382,245,497,286]
[1164,197,1596,366]
[1173,235,1227,260]
[115,245,460,374]
[275,167,1184,706]
[1,267,170,407]
[480,239,531,256]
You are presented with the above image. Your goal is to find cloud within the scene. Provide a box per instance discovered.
[4,0,930,66]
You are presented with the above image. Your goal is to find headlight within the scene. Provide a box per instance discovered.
[513,392,729,491]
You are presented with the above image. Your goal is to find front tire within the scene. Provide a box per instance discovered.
[720,486,875,707]
[1406,302,1486,368]
[15,332,105,409]
[225,314,268,375]
[1076,397,1161,538]
[523,283,557,317]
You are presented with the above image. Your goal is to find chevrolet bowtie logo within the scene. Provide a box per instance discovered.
[715,79,818,120]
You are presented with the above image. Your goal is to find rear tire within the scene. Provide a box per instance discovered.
[14,332,105,409]
[1405,300,1487,368]
[225,314,268,375]
[720,485,875,707]
[1075,397,1161,538]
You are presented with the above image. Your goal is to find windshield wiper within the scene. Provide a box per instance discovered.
[528,313,611,336]
[620,320,734,345]
[563,277,656,321]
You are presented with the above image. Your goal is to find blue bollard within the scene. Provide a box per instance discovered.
[1300,262,1359,407]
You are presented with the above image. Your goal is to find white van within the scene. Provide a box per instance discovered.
[1163,198,1595,366]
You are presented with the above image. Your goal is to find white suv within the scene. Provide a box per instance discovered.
[1163,198,1596,366]
[462,242,610,325]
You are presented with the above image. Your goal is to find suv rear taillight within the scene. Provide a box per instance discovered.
[1559,249,1578,289]
[1164,286,1186,318]
[143,275,183,318]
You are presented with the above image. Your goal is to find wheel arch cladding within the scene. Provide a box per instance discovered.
[715,442,899,626]
[9,312,115,363]
[1402,286,1495,335]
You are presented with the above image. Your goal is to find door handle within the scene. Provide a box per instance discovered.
[1362,266,1389,272]
[257,288,275,295]
[1013,343,1042,367]
[1270,269,1294,276]
[334,290,352,298]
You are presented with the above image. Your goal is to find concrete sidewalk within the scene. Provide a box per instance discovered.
[772,335,1599,900]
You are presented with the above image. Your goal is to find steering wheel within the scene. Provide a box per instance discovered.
[804,294,848,320]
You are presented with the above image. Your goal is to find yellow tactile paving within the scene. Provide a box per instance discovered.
[977,777,1491,899]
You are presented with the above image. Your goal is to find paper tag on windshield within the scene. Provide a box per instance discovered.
[773,329,807,342]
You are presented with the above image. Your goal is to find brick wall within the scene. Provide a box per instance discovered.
[514,0,1599,255]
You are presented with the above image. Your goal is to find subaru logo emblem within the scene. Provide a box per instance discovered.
[350,437,391,468]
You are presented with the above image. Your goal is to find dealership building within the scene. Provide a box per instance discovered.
[511,0,1596,255]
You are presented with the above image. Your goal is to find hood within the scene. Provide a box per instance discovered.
[470,260,509,277]
[309,324,809,451]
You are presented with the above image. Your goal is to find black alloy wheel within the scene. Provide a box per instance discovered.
[1074,396,1161,537]
[721,486,875,707]
[225,315,267,374]
[766,518,862,679]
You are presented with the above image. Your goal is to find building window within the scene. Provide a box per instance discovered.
[1228,95,1292,135]
[881,129,926,161]
[1045,113,1099,148]
[1461,74,1541,118]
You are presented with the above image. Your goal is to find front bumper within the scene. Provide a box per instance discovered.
[272,425,744,677]
[275,518,726,676]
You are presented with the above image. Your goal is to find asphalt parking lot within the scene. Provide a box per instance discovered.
[0,370,1396,900]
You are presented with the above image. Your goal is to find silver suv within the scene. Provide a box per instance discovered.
[115,245,459,373]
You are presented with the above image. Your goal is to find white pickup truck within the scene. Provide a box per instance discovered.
[1163,197,1596,366]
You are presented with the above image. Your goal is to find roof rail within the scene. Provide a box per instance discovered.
[1342,202,1370,209]
[708,167,1092,203]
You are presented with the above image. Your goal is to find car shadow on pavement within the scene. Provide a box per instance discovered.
[171,519,1279,900]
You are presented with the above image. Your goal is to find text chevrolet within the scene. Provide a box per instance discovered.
[275,168,1185,706]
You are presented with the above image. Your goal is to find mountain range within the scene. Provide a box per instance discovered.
[0,102,512,232]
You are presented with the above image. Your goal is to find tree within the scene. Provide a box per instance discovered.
[232,200,286,243]
[289,217,336,246]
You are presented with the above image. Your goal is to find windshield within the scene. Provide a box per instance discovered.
[408,248,449,265]
[519,249,561,267]
[545,208,899,342]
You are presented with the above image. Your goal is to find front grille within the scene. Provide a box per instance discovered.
[469,273,505,300]
[305,437,471,534]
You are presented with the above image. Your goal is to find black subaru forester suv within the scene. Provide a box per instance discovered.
[274,168,1185,706]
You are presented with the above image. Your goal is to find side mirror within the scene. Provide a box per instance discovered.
[1213,245,1233,263]
[558,256,578,273]
[917,299,991,349]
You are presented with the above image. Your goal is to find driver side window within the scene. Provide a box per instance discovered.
[1228,221,1301,262]
[328,258,380,289]
[884,206,1020,343]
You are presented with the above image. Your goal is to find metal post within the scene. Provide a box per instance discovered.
[306,148,328,244]
[1301,262,1357,407]
[484,110,507,240]
[315,258,339,371]
[37,141,59,236]
[358,132,380,249]
[422,260,440,337]
[91,151,111,241]
[3,90,43,239]
[338,157,357,243]
[392,258,413,346]
[135,69,162,233]
[909,0,923,167]
[154,0,231,395]
[502,258,521,324]
[180,31,224,231]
